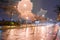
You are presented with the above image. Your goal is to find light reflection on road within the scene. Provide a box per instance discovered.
[2,24,55,40]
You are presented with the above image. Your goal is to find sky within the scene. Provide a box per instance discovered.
[0,0,60,21]
[32,0,60,19]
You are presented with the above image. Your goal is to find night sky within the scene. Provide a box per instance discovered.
[0,0,60,21]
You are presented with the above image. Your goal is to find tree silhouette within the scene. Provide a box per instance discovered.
[55,5,60,21]
[0,0,9,3]
[0,0,20,21]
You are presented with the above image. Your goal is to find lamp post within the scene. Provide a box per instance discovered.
[26,17,29,28]
[11,12,14,21]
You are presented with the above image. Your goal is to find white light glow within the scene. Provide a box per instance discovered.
[26,17,29,20]
[24,4,27,7]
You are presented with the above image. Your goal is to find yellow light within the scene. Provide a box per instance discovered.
[10,22,14,25]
